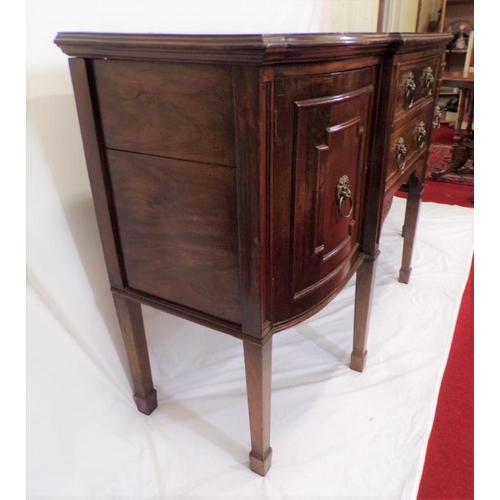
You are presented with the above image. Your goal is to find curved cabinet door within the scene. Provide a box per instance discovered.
[272,67,377,326]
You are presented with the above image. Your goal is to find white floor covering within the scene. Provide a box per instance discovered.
[27,197,474,499]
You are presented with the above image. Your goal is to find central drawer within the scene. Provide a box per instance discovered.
[386,100,434,193]
[393,54,441,120]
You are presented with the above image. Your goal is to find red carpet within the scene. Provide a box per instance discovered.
[417,258,474,500]
[400,128,474,499]
[432,123,456,145]
[420,179,474,208]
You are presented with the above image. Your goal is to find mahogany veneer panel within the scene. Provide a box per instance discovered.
[272,69,376,323]
[107,149,241,324]
[93,60,236,167]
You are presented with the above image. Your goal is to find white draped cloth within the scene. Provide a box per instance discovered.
[27,197,473,499]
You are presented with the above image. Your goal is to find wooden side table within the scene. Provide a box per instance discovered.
[432,71,474,179]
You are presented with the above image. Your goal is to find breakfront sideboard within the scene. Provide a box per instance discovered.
[55,32,450,475]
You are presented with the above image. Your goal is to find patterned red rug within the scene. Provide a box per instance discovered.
[427,143,474,186]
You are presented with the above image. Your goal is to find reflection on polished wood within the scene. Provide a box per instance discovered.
[432,71,474,179]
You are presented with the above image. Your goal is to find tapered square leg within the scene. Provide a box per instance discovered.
[399,173,423,284]
[113,294,157,415]
[350,256,378,372]
[243,337,273,476]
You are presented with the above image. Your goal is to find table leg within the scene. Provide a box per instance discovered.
[113,294,158,415]
[399,172,423,284]
[351,254,378,372]
[243,337,273,476]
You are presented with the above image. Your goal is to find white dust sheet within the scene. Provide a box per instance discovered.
[27,197,474,499]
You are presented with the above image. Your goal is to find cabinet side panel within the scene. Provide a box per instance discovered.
[107,150,241,324]
[92,59,236,167]
[68,57,125,289]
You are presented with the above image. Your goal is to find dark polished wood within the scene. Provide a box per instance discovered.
[56,32,450,475]
[244,338,273,476]
[113,295,157,415]
[272,66,376,325]
[93,60,236,166]
[399,171,425,284]
[68,57,125,289]
[351,255,378,372]
[107,149,241,323]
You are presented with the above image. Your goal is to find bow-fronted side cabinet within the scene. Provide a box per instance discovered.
[55,32,450,475]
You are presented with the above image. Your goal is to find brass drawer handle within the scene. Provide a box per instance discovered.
[336,175,354,218]
[396,137,407,170]
[416,121,427,147]
[422,66,435,96]
[405,72,416,109]
[433,105,441,128]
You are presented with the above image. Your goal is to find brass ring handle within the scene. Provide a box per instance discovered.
[422,66,434,96]
[416,121,427,147]
[336,175,354,218]
[338,195,354,218]
[396,137,407,170]
[405,72,416,109]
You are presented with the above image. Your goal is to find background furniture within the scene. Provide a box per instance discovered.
[55,32,450,475]
[432,71,474,179]
[436,0,474,125]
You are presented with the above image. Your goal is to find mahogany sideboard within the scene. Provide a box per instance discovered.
[55,32,450,475]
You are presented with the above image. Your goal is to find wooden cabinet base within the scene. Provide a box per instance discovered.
[55,32,450,475]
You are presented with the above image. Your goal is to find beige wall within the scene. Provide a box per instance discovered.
[400,0,419,31]
[417,0,442,32]
[330,0,380,32]
[381,0,423,32]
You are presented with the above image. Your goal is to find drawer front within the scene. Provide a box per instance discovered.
[92,59,236,167]
[386,101,433,190]
[272,66,377,324]
[394,55,441,119]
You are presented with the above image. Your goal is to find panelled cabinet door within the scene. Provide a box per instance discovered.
[272,67,377,324]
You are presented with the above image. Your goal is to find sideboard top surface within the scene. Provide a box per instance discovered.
[54,32,451,64]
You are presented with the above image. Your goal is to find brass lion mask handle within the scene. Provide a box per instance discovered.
[396,137,407,170]
[433,105,441,129]
[405,71,416,109]
[416,121,427,147]
[336,175,354,218]
[422,66,435,96]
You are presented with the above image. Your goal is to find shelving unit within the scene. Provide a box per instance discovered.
[437,0,474,125]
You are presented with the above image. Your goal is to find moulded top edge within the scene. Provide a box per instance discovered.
[54,32,452,63]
